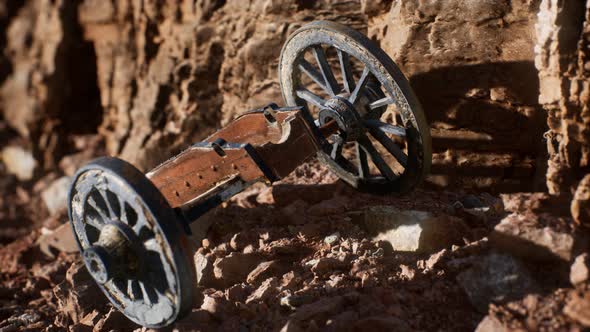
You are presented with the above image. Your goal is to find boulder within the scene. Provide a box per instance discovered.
[457,253,539,312]
[490,212,580,262]
[457,253,538,312]
[363,206,467,253]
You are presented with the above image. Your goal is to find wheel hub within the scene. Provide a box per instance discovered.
[319,96,364,141]
[83,222,139,284]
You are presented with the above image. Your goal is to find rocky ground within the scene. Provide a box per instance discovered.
[0,127,589,332]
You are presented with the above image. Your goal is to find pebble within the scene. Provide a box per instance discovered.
[2,146,36,181]
[324,232,340,245]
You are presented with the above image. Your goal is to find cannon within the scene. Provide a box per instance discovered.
[67,21,432,327]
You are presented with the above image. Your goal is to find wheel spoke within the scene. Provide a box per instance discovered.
[337,49,355,93]
[358,136,396,181]
[139,281,158,305]
[368,126,408,168]
[128,279,141,300]
[369,96,394,110]
[330,135,344,160]
[98,189,117,220]
[298,59,329,93]
[312,45,339,96]
[363,119,406,137]
[349,66,370,105]
[118,196,128,224]
[296,88,326,108]
[87,196,110,222]
[85,216,103,231]
[356,142,369,178]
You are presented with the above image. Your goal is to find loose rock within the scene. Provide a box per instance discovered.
[280,294,313,310]
[37,222,78,258]
[41,176,70,215]
[475,315,508,332]
[195,252,215,287]
[572,175,590,228]
[456,253,539,312]
[2,146,36,181]
[570,253,590,286]
[246,277,278,304]
[291,296,345,322]
[324,232,340,246]
[311,257,348,276]
[490,212,578,262]
[363,206,467,253]
[213,252,264,287]
[201,292,234,318]
[230,232,255,251]
[564,291,590,327]
[247,260,289,285]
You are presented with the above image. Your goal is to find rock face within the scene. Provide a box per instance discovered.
[363,206,467,253]
[366,0,546,191]
[0,0,102,169]
[572,175,590,228]
[0,0,550,190]
[535,0,590,195]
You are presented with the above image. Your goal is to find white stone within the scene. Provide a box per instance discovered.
[2,146,36,181]
[324,232,340,245]
[41,176,71,215]
[363,206,466,253]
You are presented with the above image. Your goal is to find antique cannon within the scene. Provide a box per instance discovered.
[67,21,432,327]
